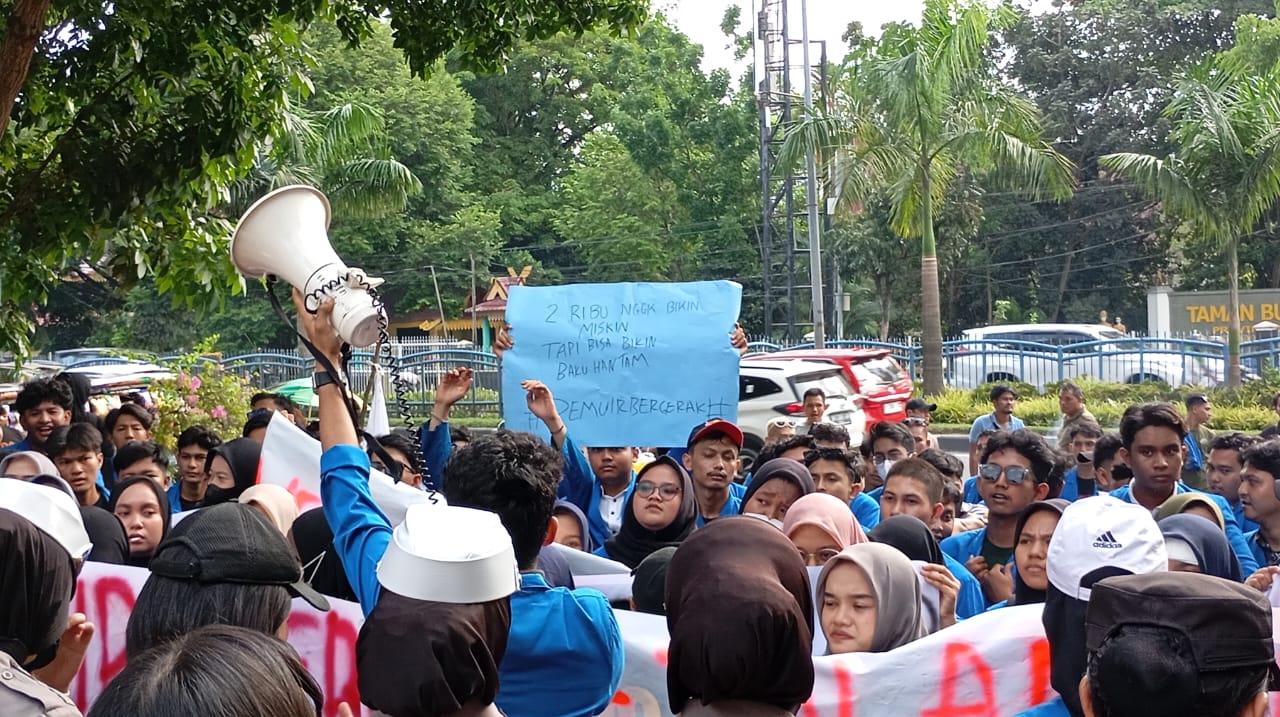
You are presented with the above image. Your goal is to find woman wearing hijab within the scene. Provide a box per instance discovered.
[289,507,358,603]
[239,484,300,536]
[552,500,593,553]
[740,458,815,523]
[109,475,171,567]
[201,437,261,507]
[1154,492,1226,531]
[866,516,963,630]
[0,451,60,479]
[782,492,867,567]
[996,499,1071,609]
[597,456,696,569]
[816,542,928,656]
[1160,513,1243,581]
[666,516,814,716]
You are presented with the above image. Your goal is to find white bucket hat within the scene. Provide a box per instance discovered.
[376,503,519,604]
[0,478,93,559]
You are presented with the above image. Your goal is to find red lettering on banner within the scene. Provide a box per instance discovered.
[655,647,668,666]
[287,477,322,509]
[92,577,135,689]
[802,660,856,717]
[1027,638,1051,706]
[920,643,998,717]
[612,691,633,705]
[323,610,361,713]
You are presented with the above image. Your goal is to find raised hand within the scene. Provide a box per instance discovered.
[521,379,562,425]
[921,563,962,628]
[493,324,514,360]
[434,367,474,409]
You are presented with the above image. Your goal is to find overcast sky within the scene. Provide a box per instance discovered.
[661,0,925,75]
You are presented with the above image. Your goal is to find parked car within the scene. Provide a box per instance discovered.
[49,347,159,368]
[948,323,1226,390]
[738,358,865,475]
[753,348,913,423]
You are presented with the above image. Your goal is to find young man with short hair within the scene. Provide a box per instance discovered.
[113,440,171,486]
[1208,432,1261,534]
[682,418,747,526]
[905,397,935,422]
[369,431,425,488]
[516,379,638,548]
[968,384,1024,475]
[798,387,827,433]
[943,429,1060,605]
[1056,381,1095,450]
[878,458,985,618]
[47,423,108,509]
[250,391,308,428]
[169,425,221,512]
[1180,393,1215,490]
[864,420,916,497]
[10,377,73,454]
[104,403,154,450]
[1092,433,1130,492]
[1111,402,1255,574]
[1238,440,1280,573]
[1057,420,1104,502]
[807,421,850,449]
[804,446,879,529]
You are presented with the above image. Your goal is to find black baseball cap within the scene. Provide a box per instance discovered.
[150,502,329,611]
[686,418,743,450]
[1087,572,1280,686]
[906,398,937,412]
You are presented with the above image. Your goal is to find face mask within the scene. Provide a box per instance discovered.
[201,484,235,507]
[877,460,896,480]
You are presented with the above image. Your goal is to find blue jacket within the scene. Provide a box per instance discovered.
[962,476,980,504]
[696,481,747,527]
[850,491,881,530]
[940,528,1012,608]
[1244,529,1274,570]
[866,485,884,503]
[1011,696,1069,717]
[556,433,636,548]
[418,421,454,490]
[496,572,624,717]
[1110,483,1258,575]
[945,552,986,619]
[1232,501,1259,534]
[319,445,393,616]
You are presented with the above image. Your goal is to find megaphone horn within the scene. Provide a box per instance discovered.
[230,185,386,348]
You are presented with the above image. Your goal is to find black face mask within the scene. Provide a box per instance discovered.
[201,484,235,507]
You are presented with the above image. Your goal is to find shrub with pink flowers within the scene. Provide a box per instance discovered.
[150,337,253,451]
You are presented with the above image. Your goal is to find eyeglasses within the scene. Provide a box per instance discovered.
[978,463,1032,485]
[797,547,841,566]
[636,480,682,500]
[873,451,907,465]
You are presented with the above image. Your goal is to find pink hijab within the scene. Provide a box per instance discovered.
[782,492,868,549]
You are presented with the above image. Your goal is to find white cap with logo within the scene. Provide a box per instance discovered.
[1047,495,1168,601]
[376,503,520,604]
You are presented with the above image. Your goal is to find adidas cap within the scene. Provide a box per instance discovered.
[1047,495,1167,601]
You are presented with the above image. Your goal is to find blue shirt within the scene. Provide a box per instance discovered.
[866,485,884,503]
[945,552,986,619]
[940,528,1014,608]
[1110,483,1258,575]
[418,421,454,490]
[1244,529,1275,570]
[969,413,1026,442]
[962,476,981,504]
[496,572,624,717]
[696,481,747,527]
[319,445,393,616]
[850,491,881,530]
[8,437,31,452]
[556,434,636,549]
[1011,696,1069,717]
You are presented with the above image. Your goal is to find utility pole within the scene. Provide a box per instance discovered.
[801,0,825,348]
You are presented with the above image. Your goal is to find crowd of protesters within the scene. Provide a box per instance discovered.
[2,300,1279,717]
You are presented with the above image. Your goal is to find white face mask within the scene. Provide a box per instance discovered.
[877,460,896,480]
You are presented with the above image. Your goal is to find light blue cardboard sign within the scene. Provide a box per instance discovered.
[501,280,742,447]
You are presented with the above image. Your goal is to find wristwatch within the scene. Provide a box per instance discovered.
[312,371,339,390]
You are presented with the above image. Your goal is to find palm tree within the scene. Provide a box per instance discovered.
[1101,62,1280,387]
[781,0,1075,394]
[231,98,422,218]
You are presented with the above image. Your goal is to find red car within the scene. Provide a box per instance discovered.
[754,348,914,424]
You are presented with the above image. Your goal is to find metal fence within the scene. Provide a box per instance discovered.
[748,335,1280,389]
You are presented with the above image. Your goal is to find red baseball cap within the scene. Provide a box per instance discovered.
[686,418,744,450]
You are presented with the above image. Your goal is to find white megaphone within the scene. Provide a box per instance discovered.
[230,185,386,347]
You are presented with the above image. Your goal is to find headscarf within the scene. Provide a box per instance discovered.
[201,437,261,506]
[740,458,815,511]
[289,507,357,603]
[239,484,300,535]
[867,515,943,565]
[1159,513,1242,582]
[357,591,510,716]
[80,504,129,565]
[603,456,697,569]
[816,542,927,654]
[665,516,814,713]
[0,451,59,478]
[0,508,76,663]
[552,499,594,553]
[1154,492,1225,530]
[1009,499,1070,606]
[782,492,868,549]
[108,475,172,568]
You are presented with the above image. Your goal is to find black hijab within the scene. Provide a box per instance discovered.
[741,458,815,510]
[81,504,129,565]
[357,591,510,716]
[665,516,814,713]
[1010,499,1070,606]
[868,514,944,564]
[201,437,261,507]
[1158,513,1242,582]
[109,475,172,568]
[290,507,357,603]
[604,456,697,569]
[0,508,77,664]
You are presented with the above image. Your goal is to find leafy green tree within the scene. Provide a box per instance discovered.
[782,0,1075,394]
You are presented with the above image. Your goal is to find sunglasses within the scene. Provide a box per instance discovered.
[978,463,1033,485]
[903,417,929,426]
[636,480,682,500]
[768,418,798,429]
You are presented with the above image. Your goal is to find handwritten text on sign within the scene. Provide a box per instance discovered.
[502,281,742,446]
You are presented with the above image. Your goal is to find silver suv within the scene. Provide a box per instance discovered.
[738,358,864,474]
